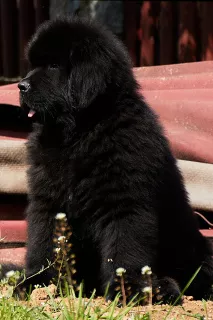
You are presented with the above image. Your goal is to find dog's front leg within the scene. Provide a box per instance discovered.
[15,199,56,296]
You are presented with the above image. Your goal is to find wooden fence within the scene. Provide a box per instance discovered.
[125,1,213,67]
[0,0,49,84]
[1,1,213,84]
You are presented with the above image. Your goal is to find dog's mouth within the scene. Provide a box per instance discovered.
[28,109,36,118]
[21,102,36,119]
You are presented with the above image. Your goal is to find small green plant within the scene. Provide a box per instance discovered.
[0,268,21,299]
[52,212,79,294]
[116,267,127,307]
[0,298,51,320]
[141,266,152,307]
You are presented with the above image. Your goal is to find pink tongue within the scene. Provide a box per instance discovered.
[28,110,35,118]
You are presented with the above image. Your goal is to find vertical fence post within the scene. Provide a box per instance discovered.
[200,2,213,61]
[0,4,3,80]
[18,0,35,77]
[123,1,140,67]
[178,2,198,63]
[159,2,177,65]
[0,0,19,80]
[139,1,160,66]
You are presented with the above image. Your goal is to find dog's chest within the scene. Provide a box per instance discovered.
[28,142,75,205]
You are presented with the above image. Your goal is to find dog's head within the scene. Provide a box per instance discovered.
[18,17,137,123]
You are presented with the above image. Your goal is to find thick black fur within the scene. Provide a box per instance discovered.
[3,17,213,302]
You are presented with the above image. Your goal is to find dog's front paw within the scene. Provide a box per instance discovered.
[152,277,182,305]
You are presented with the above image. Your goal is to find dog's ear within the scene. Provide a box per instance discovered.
[69,54,109,109]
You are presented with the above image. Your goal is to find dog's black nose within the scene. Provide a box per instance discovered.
[18,80,30,92]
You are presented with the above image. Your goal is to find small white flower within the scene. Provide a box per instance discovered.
[116,267,126,277]
[58,236,66,242]
[5,270,15,278]
[34,284,42,289]
[108,258,113,262]
[143,286,151,293]
[55,248,61,253]
[55,213,67,220]
[141,266,152,275]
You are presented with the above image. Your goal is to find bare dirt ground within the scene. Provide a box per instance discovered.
[27,285,213,319]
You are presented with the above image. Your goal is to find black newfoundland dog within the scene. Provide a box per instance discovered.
[4,17,213,302]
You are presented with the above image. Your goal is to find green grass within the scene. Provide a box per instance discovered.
[0,266,209,320]
[0,298,51,320]
[0,281,208,320]
[0,284,144,320]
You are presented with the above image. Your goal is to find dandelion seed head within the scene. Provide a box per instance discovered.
[5,270,15,278]
[58,236,66,242]
[55,213,67,220]
[143,286,151,293]
[116,267,126,277]
[141,266,152,275]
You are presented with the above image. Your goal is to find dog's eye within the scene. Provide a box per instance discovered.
[49,63,59,69]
